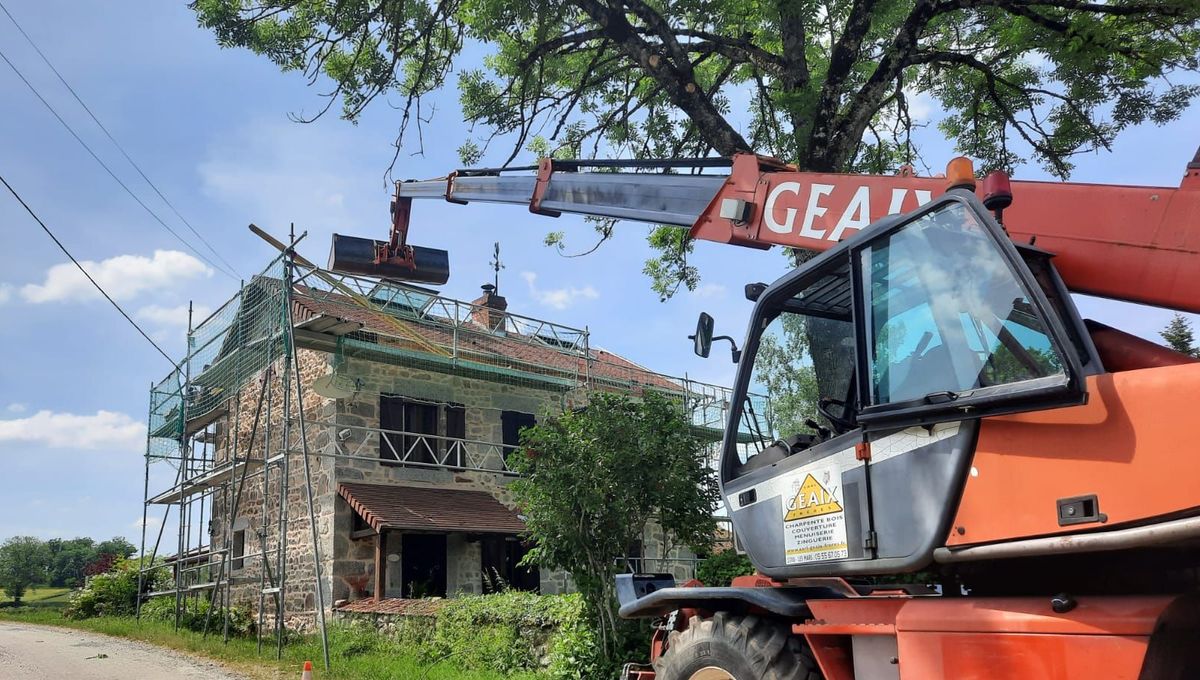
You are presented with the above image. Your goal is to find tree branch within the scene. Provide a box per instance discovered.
[566,0,752,155]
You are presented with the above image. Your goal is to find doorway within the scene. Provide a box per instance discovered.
[401,533,447,598]
[481,535,540,593]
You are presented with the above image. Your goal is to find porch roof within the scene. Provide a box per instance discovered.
[337,482,526,534]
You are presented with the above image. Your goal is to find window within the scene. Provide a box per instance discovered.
[730,270,857,479]
[445,404,466,467]
[231,529,246,571]
[859,201,1067,408]
[379,397,467,466]
[501,411,536,453]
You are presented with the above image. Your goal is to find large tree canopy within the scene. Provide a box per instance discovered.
[193,0,1200,295]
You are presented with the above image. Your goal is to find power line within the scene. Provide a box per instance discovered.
[0,0,241,279]
[0,46,239,280]
[0,171,179,368]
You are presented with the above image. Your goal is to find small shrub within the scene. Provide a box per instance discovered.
[426,591,601,679]
[330,620,388,658]
[64,557,169,620]
[139,595,255,636]
[695,549,754,587]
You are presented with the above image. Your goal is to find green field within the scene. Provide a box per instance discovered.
[0,587,72,609]
[0,608,538,680]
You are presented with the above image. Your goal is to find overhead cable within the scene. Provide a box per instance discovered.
[0,0,241,279]
[0,172,180,368]
[0,46,239,280]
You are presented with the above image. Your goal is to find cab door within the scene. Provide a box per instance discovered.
[720,192,1087,579]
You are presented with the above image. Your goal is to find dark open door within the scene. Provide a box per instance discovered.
[400,533,447,598]
[481,535,539,593]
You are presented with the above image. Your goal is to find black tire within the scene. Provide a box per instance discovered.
[652,612,822,680]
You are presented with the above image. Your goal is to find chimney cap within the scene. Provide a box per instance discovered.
[481,283,496,293]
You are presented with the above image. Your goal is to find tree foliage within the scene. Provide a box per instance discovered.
[43,537,136,588]
[694,548,754,586]
[506,391,719,667]
[0,536,51,603]
[1160,312,1200,357]
[194,0,1200,294]
[0,536,138,599]
[755,313,821,436]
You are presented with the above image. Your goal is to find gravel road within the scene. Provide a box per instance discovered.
[0,621,248,679]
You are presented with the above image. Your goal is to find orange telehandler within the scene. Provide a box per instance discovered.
[330,147,1200,679]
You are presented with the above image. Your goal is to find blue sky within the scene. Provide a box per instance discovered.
[0,0,1197,546]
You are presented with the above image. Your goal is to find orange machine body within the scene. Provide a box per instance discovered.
[788,595,1172,680]
[394,149,1200,679]
[690,154,1200,313]
[948,362,1200,547]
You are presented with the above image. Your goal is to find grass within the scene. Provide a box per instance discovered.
[0,608,540,680]
[0,587,72,609]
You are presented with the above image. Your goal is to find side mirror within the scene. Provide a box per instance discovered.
[691,312,714,358]
[744,282,767,302]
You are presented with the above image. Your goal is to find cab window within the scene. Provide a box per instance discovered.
[731,270,856,478]
[860,202,1066,408]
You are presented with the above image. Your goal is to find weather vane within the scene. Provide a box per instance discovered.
[491,242,504,292]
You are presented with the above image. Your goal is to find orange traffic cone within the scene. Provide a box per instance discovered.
[301,660,313,680]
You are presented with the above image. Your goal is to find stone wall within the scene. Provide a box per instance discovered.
[209,348,337,631]
[326,356,575,601]
[206,347,700,630]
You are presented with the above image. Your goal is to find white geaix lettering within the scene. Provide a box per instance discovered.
[799,183,834,239]
[763,182,937,241]
[764,181,802,234]
[887,187,934,216]
[829,185,871,241]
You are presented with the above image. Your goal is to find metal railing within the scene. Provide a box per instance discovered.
[296,266,591,357]
[310,419,518,475]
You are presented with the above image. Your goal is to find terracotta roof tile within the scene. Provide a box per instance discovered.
[337,482,526,534]
[336,597,446,616]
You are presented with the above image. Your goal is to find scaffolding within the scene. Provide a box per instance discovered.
[136,235,755,670]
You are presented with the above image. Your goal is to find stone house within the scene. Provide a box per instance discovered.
[151,270,723,627]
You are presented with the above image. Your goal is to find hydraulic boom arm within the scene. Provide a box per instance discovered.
[340,150,1200,313]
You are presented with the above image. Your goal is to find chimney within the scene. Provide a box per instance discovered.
[471,283,508,331]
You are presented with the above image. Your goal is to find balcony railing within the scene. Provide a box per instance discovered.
[311,419,517,475]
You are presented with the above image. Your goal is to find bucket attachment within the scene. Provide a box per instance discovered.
[329,233,450,285]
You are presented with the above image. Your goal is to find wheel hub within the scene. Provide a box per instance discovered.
[687,667,735,680]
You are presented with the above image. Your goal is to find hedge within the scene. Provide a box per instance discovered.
[422,591,601,679]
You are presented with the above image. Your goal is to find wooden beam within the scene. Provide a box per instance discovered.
[374,531,386,603]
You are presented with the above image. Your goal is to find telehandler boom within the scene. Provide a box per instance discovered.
[331,148,1200,679]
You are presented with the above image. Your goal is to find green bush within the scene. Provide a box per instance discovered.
[425,591,600,679]
[63,557,169,621]
[139,596,255,637]
[695,549,754,587]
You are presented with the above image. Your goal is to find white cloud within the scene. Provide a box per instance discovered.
[902,88,934,122]
[520,271,599,310]
[20,250,212,304]
[0,410,146,452]
[691,283,728,299]
[136,303,213,328]
[198,118,377,233]
[131,516,161,529]
[0,284,11,304]
[6,403,26,413]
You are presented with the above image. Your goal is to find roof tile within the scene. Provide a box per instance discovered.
[337,482,526,534]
